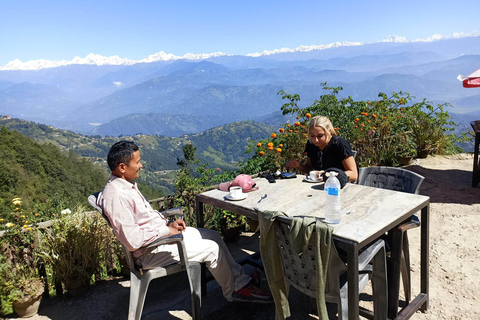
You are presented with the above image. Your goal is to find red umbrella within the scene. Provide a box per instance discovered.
[458,68,480,88]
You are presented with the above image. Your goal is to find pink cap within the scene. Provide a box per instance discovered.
[218,174,258,193]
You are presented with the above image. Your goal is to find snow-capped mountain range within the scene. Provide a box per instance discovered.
[2,31,479,71]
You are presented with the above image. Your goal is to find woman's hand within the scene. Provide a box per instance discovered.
[342,156,358,181]
[286,158,312,174]
[285,159,300,169]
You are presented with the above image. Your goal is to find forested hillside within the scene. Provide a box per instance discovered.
[0,118,275,195]
[0,126,108,218]
[0,126,166,219]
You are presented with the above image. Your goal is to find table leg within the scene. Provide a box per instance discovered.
[473,133,480,187]
[196,197,205,228]
[387,229,403,319]
[420,205,430,312]
[346,242,360,320]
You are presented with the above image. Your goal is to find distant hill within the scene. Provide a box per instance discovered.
[0,117,275,193]
[90,113,228,136]
[0,126,109,218]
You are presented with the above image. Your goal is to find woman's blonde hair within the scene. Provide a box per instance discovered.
[307,116,335,143]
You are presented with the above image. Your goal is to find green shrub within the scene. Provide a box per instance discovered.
[39,207,111,295]
[0,198,43,315]
[244,83,463,170]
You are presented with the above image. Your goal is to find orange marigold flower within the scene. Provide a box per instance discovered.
[296,116,300,119]
[279,128,285,133]
[367,120,370,123]
[360,128,364,131]
[285,134,288,137]
[399,100,403,104]
[279,144,283,147]
[372,114,377,118]
[287,124,290,127]
[267,142,273,147]
[276,148,282,153]
[289,129,293,132]
[367,101,370,104]
[268,146,274,150]
[354,125,358,128]
[294,131,299,133]
[35,213,38,217]
[294,122,300,126]
[271,133,277,138]
[292,148,296,151]
[373,126,376,129]
[361,124,365,127]
[306,113,312,118]
[259,151,265,156]
[355,118,359,121]
[256,143,262,147]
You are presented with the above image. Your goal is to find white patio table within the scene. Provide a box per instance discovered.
[196,175,430,320]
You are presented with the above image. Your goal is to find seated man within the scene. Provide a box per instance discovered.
[97,141,272,303]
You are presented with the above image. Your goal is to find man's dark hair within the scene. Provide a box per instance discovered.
[107,141,139,171]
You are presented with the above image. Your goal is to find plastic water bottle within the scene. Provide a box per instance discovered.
[324,171,341,224]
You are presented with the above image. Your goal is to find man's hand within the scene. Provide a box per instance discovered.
[168,219,186,235]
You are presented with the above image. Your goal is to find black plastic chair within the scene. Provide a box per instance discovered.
[88,192,202,320]
[357,166,425,319]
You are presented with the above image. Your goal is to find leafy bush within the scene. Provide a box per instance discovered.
[39,207,111,295]
[0,198,43,315]
[174,143,247,236]
[244,83,463,169]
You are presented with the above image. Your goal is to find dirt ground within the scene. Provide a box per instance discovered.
[6,154,480,320]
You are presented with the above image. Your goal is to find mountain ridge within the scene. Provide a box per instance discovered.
[1,36,480,137]
[2,32,478,71]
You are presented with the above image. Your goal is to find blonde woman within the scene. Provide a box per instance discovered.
[286,116,358,182]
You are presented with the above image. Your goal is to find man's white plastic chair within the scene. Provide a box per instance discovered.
[88,192,201,320]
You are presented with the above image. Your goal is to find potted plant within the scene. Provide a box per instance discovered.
[410,102,454,159]
[0,198,44,318]
[40,207,110,296]
[213,209,247,242]
[397,136,417,165]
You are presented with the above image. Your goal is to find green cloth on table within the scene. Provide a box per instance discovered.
[290,216,332,320]
[256,210,332,320]
[257,209,291,320]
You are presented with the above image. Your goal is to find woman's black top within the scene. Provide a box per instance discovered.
[304,135,354,171]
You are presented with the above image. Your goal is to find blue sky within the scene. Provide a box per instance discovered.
[1,0,479,66]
